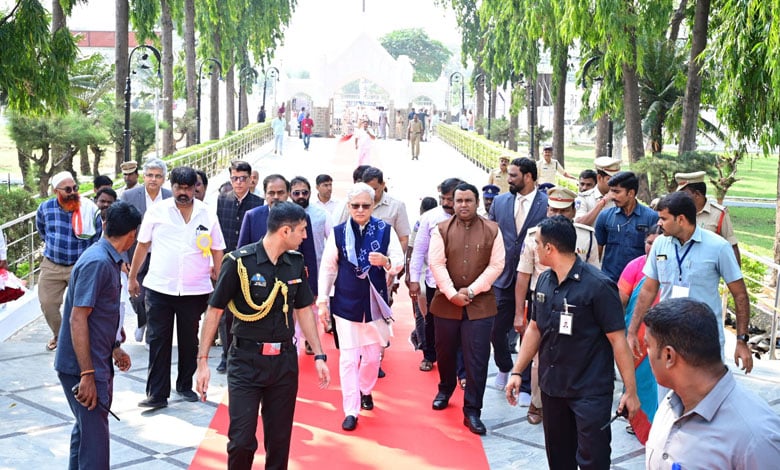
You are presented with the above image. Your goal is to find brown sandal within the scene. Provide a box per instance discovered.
[46,336,57,351]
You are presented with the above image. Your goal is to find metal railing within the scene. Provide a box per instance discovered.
[0,122,272,288]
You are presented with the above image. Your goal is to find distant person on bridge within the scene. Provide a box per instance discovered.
[256,105,266,123]
[408,114,423,160]
[354,119,375,165]
[297,107,306,139]
[378,107,388,139]
[272,111,286,155]
[301,113,314,151]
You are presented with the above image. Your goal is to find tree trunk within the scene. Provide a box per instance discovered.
[90,145,103,176]
[161,0,175,156]
[225,64,236,133]
[79,147,90,176]
[210,32,221,141]
[37,146,51,198]
[508,111,518,151]
[678,0,710,155]
[552,43,568,167]
[115,0,129,171]
[17,150,32,192]
[51,0,65,33]
[184,0,197,146]
[622,60,650,202]
[668,0,689,44]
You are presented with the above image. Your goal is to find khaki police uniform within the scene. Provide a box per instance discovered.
[537,159,565,186]
[697,198,737,245]
[575,187,614,221]
[208,242,314,469]
[488,168,510,194]
[518,224,600,290]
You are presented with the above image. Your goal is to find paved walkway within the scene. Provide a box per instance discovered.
[3,133,780,468]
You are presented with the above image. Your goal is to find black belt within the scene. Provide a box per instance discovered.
[233,337,294,355]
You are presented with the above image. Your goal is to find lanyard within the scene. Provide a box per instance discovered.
[674,241,694,282]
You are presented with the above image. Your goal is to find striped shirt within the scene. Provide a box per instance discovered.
[36,198,101,265]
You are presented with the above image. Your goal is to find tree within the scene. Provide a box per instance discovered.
[69,54,115,175]
[380,28,453,82]
[677,0,711,154]
[708,0,780,264]
[0,0,78,113]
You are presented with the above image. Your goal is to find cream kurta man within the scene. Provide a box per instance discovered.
[574,156,622,226]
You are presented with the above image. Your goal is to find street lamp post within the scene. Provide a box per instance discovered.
[261,66,280,113]
[196,58,222,144]
[237,65,258,130]
[449,72,465,118]
[515,74,537,159]
[124,45,161,163]
[581,55,613,157]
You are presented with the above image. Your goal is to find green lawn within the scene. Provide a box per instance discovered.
[729,206,776,259]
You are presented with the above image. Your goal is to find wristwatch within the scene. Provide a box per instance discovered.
[736,334,749,343]
[384,256,392,270]
[467,287,475,300]
[314,354,327,362]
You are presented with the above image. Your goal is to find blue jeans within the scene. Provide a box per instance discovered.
[59,372,112,469]
[303,134,311,149]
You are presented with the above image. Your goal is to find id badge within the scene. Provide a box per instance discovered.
[671,285,690,298]
[262,342,281,356]
[559,311,573,336]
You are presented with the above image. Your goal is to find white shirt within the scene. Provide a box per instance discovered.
[313,197,341,220]
[144,188,164,210]
[409,207,451,287]
[138,198,226,296]
[305,204,333,267]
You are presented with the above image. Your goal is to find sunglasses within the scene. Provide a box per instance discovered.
[292,190,310,197]
[56,185,80,194]
[350,203,372,210]
[230,175,249,183]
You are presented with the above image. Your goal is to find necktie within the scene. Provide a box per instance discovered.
[515,196,526,233]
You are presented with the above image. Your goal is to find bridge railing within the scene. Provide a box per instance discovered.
[0,122,272,288]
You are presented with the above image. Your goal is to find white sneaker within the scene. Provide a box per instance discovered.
[135,325,146,343]
[518,392,532,407]
[494,371,509,390]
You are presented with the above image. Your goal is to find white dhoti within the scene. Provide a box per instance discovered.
[335,316,391,416]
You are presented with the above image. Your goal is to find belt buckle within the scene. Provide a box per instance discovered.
[261,342,282,356]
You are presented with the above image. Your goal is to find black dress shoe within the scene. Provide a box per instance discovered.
[177,390,199,402]
[360,393,374,410]
[342,415,358,431]
[377,367,386,378]
[138,397,168,409]
[463,415,487,435]
[432,392,450,410]
[216,359,227,374]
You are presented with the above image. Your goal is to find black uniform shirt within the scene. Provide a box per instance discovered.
[531,256,625,398]
[209,241,314,342]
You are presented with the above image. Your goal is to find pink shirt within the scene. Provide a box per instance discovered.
[618,254,647,299]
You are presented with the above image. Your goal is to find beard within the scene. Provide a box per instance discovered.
[294,198,309,209]
[175,194,193,206]
[508,185,519,195]
[58,193,80,212]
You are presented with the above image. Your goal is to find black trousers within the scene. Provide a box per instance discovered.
[144,290,208,399]
[491,285,531,393]
[434,310,494,417]
[227,342,298,470]
[413,285,438,362]
[541,391,613,470]
[129,253,151,327]
[219,311,234,361]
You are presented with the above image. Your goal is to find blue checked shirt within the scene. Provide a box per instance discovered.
[36,198,101,265]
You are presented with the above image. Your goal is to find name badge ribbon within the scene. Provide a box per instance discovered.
[196,233,213,258]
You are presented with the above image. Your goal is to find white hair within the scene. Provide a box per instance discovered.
[346,182,375,202]
[143,158,168,178]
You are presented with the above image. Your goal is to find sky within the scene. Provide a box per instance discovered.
[275,0,461,69]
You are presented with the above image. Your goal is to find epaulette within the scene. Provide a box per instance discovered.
[574,222,595,232]
[232,244,258,259]
[286,249,303,257]
[526,226,539,236]
[578,188,595,197]
[710,201,727,212]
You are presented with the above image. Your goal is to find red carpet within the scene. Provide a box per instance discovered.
[190,287,489,469]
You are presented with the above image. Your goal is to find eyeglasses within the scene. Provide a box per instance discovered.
[292,190,310,197]
[56,185,80,194]
[350,203,372,210]
[144,173,164,180]
[230,175,249,183]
